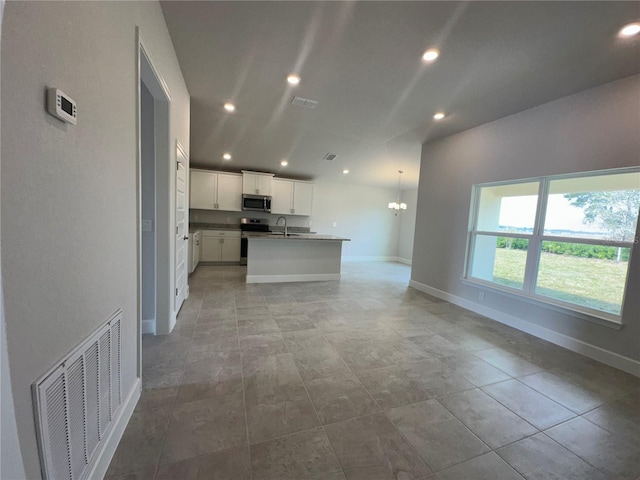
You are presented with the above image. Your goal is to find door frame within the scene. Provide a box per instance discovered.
[136,28,173,377]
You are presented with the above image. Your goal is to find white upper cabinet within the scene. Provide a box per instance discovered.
[216,173,242,211]
[271,179,294,214]
[190,169,242,211]
[292,181,314,216]
[242,171,274,196]
[190,170,217,209]
[271,178,313,216]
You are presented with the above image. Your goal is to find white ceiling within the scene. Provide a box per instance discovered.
[160,1,640,189]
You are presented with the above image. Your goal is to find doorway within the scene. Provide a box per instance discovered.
[137,31,173,381]
[140,81,156,335]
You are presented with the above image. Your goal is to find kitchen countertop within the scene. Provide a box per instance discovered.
[244,232,349,241]
[190,223,240,230]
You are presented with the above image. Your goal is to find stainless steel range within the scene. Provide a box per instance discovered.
[240,217,269,265]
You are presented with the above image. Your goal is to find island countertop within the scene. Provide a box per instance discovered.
[244,232,350,241]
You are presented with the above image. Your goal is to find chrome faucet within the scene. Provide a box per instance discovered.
[276,216,288,236]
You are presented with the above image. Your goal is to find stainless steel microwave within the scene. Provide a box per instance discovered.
[242,194,272,212]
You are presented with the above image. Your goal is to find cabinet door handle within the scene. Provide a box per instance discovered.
[184,235,189,240]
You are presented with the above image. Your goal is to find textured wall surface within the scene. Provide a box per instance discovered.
[1,2,189,477]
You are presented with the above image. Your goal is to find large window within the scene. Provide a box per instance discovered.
[466,168,639,324]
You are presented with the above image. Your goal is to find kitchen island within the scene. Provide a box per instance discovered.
[244,233,350,283]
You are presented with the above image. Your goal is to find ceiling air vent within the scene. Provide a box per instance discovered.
[291,96,318,109]
[323,153,338,161]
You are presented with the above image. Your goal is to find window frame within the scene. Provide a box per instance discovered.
[464,167,640,326]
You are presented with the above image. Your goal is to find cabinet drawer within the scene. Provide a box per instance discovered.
[201,230,241,238]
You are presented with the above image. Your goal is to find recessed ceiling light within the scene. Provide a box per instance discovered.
[342,169,349,174]
[619,22,640,37]
[223,102,235,112]
[422,48,440,62]
[223,153,232,160]
[287,74,301,85]
[433,112,445,120]
[280,160,288,166]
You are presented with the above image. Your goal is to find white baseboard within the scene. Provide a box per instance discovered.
[247,273,341,283]
[85,378,141,480]
[341,256,412,265]
[342,256,397,262]
[141,319,155,335]
[169,311,177,333]
[395,257,412,265]
[409,280,640,377]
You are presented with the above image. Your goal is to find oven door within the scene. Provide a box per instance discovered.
[240,237,248,265]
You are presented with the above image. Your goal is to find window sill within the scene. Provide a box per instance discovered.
[461,278,624,330]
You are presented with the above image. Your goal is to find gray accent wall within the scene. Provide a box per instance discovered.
[141,82,156,328]
[398,189,418,263]
[412,75,640,362]
[1,2,190,477]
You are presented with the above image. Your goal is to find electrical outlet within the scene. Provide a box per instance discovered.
[478,292,485,301]
[142,219,152,232]
[332,222,337,227]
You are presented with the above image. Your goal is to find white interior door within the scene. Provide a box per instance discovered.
[175,144,188,312]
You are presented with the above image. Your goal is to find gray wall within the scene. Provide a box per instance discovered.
[397,188,418,263]
[1,2,190,477]
[191,181,402,259]
[311,182,400,259]
[412,75,640,361]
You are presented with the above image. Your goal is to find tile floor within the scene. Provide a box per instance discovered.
[106,262,640,480]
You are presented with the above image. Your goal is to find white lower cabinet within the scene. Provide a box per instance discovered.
[190,230,201,273]
[201,230,241,262]
[221,237,241,262]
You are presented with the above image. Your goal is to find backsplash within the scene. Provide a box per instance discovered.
[190,222,311,233]
[189,209,312,229]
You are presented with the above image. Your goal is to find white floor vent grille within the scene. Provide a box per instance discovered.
[33,310,123,480]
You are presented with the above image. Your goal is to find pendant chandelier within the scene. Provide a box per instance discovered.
[388,170,407,214]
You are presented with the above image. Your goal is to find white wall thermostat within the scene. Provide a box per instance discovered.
[47,88,77,125]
